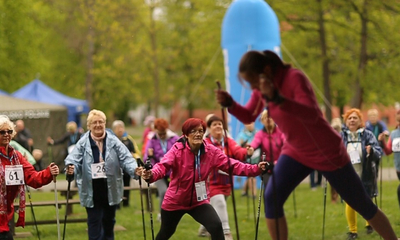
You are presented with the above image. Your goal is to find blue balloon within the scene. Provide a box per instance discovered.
[221,0,281,139]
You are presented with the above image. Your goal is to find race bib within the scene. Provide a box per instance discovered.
[5,165,25,185]
[349,150,361,164]
[91,162,107,179]
[392,138,400,152]
[195,181,207,202]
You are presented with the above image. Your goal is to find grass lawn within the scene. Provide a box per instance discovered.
[15,178,400,240]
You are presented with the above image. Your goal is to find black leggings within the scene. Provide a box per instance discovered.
[156,204,224,240]
[0,231,13,240]
[265,155,377,220]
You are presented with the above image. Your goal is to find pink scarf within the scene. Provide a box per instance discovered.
[0,147,26,227]
[90,131,106,162]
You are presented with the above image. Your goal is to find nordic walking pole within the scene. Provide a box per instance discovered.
[25,185,41,240]
[137,158,147,240]
[53,174,61,240]
[380,156,383,209]
[217,80,240,240]
[48,146,61,240]
[63,165,74,240]
[255,153,267,240]
[322,177,327,240]
[144,157,155,240]
[252,178,256,226]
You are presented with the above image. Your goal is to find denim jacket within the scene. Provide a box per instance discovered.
[65,130,137,207]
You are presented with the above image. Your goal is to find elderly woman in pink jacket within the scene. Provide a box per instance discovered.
[138,118,268,240]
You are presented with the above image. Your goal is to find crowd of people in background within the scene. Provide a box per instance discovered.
[2,51,400,240]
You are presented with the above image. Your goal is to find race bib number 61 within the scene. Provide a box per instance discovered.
[5,165,25,186]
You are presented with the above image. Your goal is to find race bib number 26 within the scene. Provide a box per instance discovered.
[5,165,25,186]
[91,162,107,179]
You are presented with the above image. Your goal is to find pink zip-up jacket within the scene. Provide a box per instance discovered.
[229,67,349,171]
[149,138,261,211]
[250,127,285,164]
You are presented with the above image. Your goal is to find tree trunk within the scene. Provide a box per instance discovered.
[317,0,332,122]
[149,5,159,117]
[350,0,368,108]
[85,0,95,109]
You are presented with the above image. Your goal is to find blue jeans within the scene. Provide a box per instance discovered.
[86,204,117,240]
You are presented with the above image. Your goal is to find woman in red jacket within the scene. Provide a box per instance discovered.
[216,50,397,240]
[138,118,266,240]
[0,115,59,240]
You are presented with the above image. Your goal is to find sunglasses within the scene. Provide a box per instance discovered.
[0,130,13,135]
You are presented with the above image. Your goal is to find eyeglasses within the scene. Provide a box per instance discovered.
[189,129,204,135]
[0,130,13,135]
[91,120,105,126]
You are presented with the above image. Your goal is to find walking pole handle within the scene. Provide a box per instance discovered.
[144,158,153,171]
[66,164,74,182]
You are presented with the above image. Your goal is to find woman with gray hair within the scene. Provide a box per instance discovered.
[0,115,59,240]
[65,110,138,240]
[112,119,141,207]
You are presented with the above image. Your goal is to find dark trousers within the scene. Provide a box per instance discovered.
[122,172,131,206]
[265,155,377,220]
[0,232,13,240]
[156,204,224,240]
[86,204,117,240]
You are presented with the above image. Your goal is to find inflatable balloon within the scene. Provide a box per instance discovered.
[221,0,281,139]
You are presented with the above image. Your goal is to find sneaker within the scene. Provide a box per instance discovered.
[366,226,374,234]
[347,232,358,239]
[224,233,233,240]
[198,227,210,237]
[157,213,161,222]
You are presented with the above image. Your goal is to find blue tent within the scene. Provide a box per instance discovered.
[12,79,90,124]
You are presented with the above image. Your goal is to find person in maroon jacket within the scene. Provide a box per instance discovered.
[216,50,398,240]
[197,115,254,240]
[0,115,59,240]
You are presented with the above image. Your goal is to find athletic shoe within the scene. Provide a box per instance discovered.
[224,233,233,240]
[157,213,161,222]
[366,226,374,234]
[198,227,210,237]
[347,232,358,239]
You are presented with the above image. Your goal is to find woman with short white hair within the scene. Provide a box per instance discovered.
[65,109,138,240]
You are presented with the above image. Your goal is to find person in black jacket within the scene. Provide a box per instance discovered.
[47,121,82,157]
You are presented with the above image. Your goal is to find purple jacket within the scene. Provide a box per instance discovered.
[150,138,261,211]
[144,129,179,165]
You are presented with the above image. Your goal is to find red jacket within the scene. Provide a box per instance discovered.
[150,138,260,211]
[229,67,349,171]
[204,136,247,197]
[0,146,53,232]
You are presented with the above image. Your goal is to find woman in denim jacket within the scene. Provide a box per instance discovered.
[65,109,137,240]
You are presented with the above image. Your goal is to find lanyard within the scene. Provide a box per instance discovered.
[160,140,167,154]
[195,151,201,180]
[0,152,14,163]
[210,136,224,149]
[348,131,361,150]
